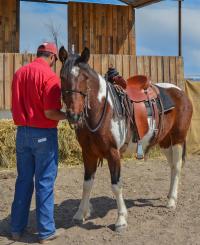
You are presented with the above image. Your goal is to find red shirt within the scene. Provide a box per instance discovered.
[12,58,61,128]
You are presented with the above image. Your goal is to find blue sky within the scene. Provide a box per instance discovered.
[20,0,200,77]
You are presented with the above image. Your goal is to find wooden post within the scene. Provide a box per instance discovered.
[178,0,182,57]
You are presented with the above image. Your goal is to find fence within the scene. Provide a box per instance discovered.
[0,53,184,110]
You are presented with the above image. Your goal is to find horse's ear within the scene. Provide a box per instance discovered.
[80,47,90,63]
[59,46,68,64]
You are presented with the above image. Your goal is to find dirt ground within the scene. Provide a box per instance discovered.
[0,155,200,245]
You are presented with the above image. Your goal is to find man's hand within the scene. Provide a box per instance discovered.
[44,110,67,121]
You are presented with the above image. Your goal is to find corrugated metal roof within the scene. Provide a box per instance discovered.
[20,0,161,7]
[119,0,161,7]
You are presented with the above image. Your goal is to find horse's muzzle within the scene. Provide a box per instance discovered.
[66,111,81,124]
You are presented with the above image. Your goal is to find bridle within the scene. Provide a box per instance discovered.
[62,89,87,98]
[62,80,109,133]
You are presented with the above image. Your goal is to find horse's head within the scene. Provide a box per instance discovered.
[59,46,90,124]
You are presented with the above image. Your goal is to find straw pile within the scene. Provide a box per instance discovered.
[0,120,82,168]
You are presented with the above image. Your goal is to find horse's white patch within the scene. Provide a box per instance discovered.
[111,118,127,149]
[73,178,94,220]
[140,117,156,152]
[156,82,181,90]
[97,74,112,105]
[162,144,183,208]
[97,74,127,149]
[71,66,80,77]
[112,183,127,228]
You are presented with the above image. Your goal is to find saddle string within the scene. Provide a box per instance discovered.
[149,85,165,145]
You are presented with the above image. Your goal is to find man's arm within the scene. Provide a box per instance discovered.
[44,109,67,121]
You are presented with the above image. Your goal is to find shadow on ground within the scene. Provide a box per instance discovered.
[0,196,164,244]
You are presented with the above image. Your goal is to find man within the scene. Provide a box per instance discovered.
[11,42,66,244]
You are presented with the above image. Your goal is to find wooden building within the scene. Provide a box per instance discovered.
[0,0,19,52]
[0,0,185,111]
[0,0,162,54]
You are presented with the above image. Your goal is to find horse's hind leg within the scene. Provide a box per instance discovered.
[107,149,127,232]
[73,152,97,222]
[162,144,183,209]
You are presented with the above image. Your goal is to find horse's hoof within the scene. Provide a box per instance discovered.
[115,224,127,233]
[73,211,85,223]
[72,217,84,224]
[166,198,176,209]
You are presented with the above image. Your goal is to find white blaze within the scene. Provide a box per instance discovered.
[71,66,80,77]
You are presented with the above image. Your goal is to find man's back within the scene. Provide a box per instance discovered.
[12,57,61,128]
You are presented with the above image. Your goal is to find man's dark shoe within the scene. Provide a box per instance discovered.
[11,232,22,241]
[39,228,65,244]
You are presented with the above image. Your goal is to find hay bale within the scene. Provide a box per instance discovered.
[0,120,82,168]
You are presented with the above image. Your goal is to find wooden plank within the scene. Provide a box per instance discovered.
[89,4,94,53]
[101,5,107,54]
[136,56,144,75]
[112,5,118,54]
[4,53,13,110]
[0,54,4,109]
[176,57,184,89]
[14,53,23,72]
[108,54,116,69]
[95,4,102,54]
[83,3,90,50]
[157,56,163,83]
[123,7,129,55]
[163,56,170,83]
[143,56,150,78]
[128,6,135,56]
[122,55,130,79]
[117,7,124,54]
[107,5,113,54]
[101,54,109,76]
[129,55,137,76]
[93,5,98,54]
[93,54,102,75]
[150,56,158,83]
[78,3,83,53]
[67,3,73,51]
[169,56,176,84]
[115,55,123,76]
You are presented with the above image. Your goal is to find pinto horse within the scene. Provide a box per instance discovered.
[59,46,193,232]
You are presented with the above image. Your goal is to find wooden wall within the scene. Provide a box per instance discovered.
[0,53,184,110]
[68,2,135,55]
[0,0,19,52]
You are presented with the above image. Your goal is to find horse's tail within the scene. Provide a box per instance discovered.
[182,140,186,167]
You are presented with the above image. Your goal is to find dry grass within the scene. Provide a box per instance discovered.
[0,120,162,169]
[0,120,82,168]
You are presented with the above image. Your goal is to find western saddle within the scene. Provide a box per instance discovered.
[125,75,162,159]
[110,73,163,159]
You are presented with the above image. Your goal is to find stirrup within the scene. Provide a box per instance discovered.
[136,141,144,160]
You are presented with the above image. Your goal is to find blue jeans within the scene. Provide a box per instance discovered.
[11,126,58,239]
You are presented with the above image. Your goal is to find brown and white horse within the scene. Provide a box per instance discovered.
[59,47,193,232]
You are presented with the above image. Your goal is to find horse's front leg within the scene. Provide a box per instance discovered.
[73,152,97,222]
[162,144,183,209]
[108,149,127,232]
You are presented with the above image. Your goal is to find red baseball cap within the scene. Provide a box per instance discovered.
[37,42,58,60]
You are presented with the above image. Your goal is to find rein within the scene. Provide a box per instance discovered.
[83,81,109,132]
[62,81,109,133]
[62,89,87,98]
